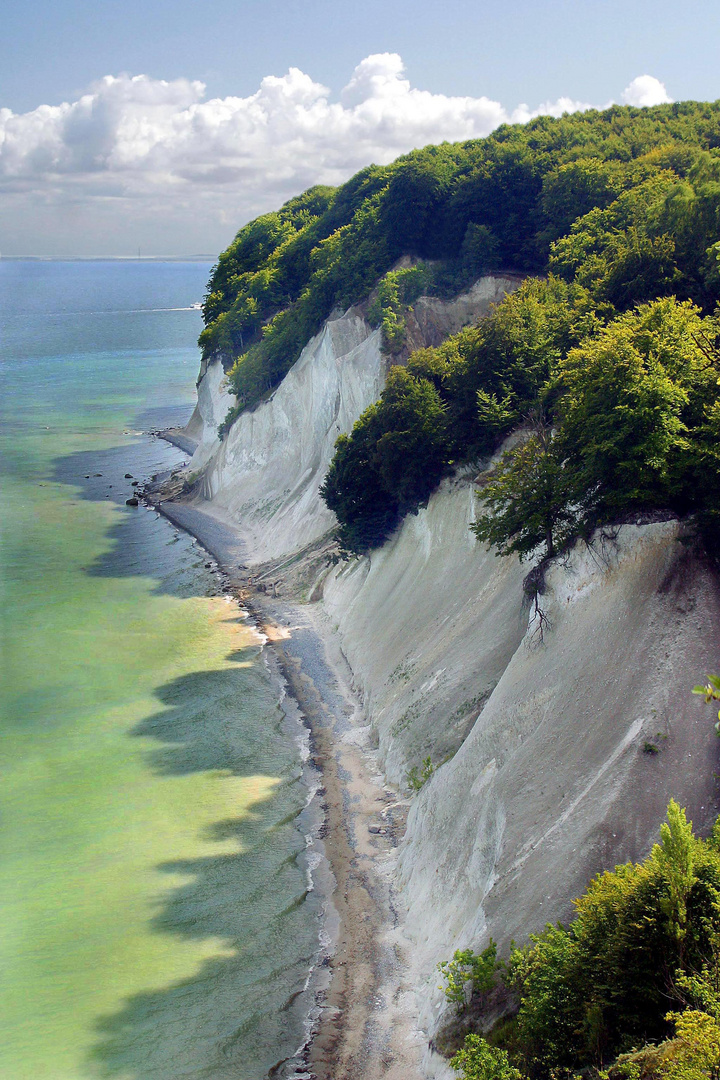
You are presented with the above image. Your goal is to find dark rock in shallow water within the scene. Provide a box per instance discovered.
[125,497,139,506]
[124,473,133,479]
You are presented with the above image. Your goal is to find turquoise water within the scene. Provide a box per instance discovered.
[0,261,320,1079]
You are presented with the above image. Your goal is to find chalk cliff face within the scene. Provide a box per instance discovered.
[321,474,528,787]
[184,356,234,459]
[184,276,519,562]
[326,501,720,1063]
[183,275,720,1066]
[188,309,381,560]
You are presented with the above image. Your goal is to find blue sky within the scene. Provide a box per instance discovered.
[1,0,719,256]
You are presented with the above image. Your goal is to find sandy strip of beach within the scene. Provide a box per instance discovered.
[143,464,425,1080]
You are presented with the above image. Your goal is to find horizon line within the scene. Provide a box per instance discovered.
[0,254,217,262]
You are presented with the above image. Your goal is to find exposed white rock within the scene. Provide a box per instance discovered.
[321,474,528,787]
[187,309,383,561]
[185,275,519,563]
[184,358,234,465]
[181,273,720,1070]
[323,507,720,1047]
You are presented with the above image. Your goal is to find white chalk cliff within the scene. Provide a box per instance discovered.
[181,276,720,1067]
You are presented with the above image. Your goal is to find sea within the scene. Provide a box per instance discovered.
[0,259,323,1080]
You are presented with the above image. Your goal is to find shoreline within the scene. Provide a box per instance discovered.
[142,446,424,1080]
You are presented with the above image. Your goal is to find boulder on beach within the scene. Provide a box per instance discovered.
[125,497,139,507]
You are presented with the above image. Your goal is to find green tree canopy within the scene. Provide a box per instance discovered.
[468,297,720,563]
[203,101,720,418]
[508,802,720,1075]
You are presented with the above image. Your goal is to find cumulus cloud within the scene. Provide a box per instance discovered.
[0,56,672,255]
[622,75,672,108]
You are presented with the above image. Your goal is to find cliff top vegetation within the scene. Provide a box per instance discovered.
[201,101,720,556]
[201,101,720,407]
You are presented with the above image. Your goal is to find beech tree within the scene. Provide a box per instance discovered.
[557,297,719,519]
[471,419,576,561]
[472,297,720,563]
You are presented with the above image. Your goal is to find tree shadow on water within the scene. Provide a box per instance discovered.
[51,437,222,599]
[88,657,320,1080]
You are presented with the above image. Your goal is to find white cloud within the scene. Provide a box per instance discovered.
[622,75,672,108]
[510,95,599,125]
[0,57,673,255]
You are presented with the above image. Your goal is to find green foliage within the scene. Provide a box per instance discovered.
[322,276,597,551]
[202,103,720,554]
[693,676,720,730]
[471,417,580,561]
[469,297,720,562]
[439,942,500,1009]
[218,403,242,440]
[550,162,720,312]
[556,299,718,520]
[202,101,720,421]
[451,1035,524,1080]
[407,756,435,792]
[609,1011,720,1080]
[676,932,720,1021]
[507,803,720,1076]
[320,366,449,551]
[367,264,430,353]
[461,224,502,275]
[653,800,698,943]
[670,1010,720,1080]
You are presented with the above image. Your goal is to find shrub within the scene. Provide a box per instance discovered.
[451,1035,524,1080]
[367,264,431,354]
[693,676,720,730]
[407,756,435,792]
[439,942,500,1009]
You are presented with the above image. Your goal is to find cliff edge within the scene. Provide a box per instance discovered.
[168,276,720,1075]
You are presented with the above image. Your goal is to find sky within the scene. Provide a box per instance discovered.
[1,0,719,257]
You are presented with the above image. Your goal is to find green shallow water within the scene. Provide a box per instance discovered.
[0,261,320,1080]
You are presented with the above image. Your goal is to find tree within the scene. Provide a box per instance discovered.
[507,803,720,1075]
[693,677,720,731]
[549,173,684,309]
[652,800,697,947]
[320,368,448,551]
[539,157,625,249]
[438,942,499,1009]
[471,416,578,561]
[610,1011,720,1080]
[557,298,718,520]
[451,1035,524,1080]
[461,223,501,274]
